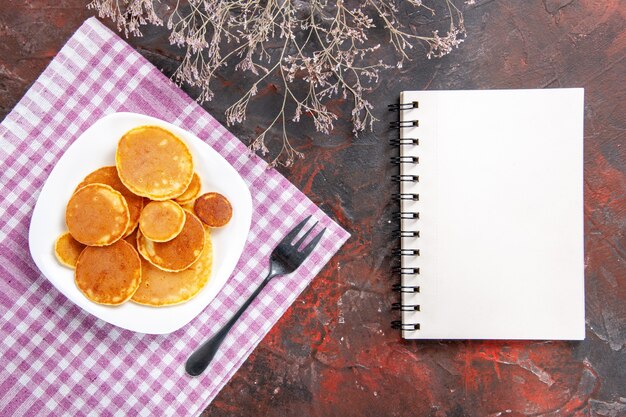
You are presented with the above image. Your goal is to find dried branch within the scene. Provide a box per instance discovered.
[90,0,468,167]
[88,0,163,36]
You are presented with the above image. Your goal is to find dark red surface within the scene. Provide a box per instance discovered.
[2,1,625,416]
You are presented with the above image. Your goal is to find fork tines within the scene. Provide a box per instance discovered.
[284,215,326,254]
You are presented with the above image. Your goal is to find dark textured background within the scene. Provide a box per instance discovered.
[1,1,625,416]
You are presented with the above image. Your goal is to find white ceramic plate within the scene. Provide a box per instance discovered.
[29,112,252,334]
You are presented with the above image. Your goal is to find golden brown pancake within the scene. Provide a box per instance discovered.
[179,201,195,212]
[76,166,144,237]
[174,172,202,205]
[132,228,213,306]
[54,232,86,268]
[137,211,205,272]
[66,183,130,246]
[139,200,186,242]
[75,240,142,305]
[194,192,233,227]
[116,126,194,201]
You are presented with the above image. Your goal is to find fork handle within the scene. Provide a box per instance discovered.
[185,271,277,376]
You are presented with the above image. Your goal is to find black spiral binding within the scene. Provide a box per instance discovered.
[389,138,419,146]
[391,174,419,182]
[390,100,420,333]
[391,229,420,238]
[392,249,420,256]
[392,284,420,293]
[390,120,419,129]
[392,302,421,311]
[391,321,420,330]
[393,193,419,201]
[394,211,419,220]
[390,156,418,164]
[392,267,420,275]
[388,101,419,111]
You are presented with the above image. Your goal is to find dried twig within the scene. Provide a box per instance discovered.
[89,0,467,167]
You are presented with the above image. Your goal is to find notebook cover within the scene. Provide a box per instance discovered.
[399,88,585,340]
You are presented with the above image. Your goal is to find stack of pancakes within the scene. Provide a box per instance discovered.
[55,126,232,307]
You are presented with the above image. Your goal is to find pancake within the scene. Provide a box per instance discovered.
[54,232,86,268]
[75,240,142,305]
[132,228,213,306]
[137,211,205,272]
[76,166,144,237]
[174,172,201,205]
[194,192,233,227]
[139,200,186,242]
[116,125,194,201]
[66,183,130,246]
[179,201,195,212]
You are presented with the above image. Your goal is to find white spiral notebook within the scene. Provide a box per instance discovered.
[391,88,585,340]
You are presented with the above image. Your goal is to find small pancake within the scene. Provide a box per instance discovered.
[116,126,194,201]
[194,192,233,227]
[179,201,195,212]
[137,211,205,272]
[174,172,202,205]
[76,166,144,237]
[54,232,86,268]
[75,240,142,305]
[132,228,213,306]
[139,200,186,242]
[66,183,130,246]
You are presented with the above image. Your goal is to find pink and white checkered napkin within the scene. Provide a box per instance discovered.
[0,17,349,416]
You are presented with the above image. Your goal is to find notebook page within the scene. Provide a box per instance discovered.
[399,89,585,340]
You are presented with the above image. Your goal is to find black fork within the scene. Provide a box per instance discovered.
[185,215,326,376]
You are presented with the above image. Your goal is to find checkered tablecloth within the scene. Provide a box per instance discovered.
[0,17,349,416]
